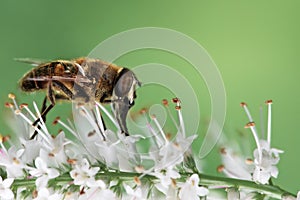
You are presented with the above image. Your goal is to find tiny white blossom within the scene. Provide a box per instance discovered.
[152,165,180,195]
[0,147,25,178]
[33,188,63,200]
[78,180,115,200]
[29,157,59,189]
[70,158,99,187]
[242,101,283,184]
[124,184,145,200]
[39,132,68,168]
[178,174,208,200]
[0,176,14,200]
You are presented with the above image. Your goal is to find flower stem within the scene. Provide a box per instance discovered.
[10,171,295,199]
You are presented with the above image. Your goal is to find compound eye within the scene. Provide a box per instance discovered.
[114,70,134,98]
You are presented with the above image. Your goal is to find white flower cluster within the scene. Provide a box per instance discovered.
[0,95,207,200]
[219,100,283,184]
[0,94,298,199]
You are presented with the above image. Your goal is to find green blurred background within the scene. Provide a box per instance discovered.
[1,0,299,193]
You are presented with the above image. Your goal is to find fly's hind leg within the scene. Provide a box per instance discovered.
[31,80,74,139]
[31,82,56,139]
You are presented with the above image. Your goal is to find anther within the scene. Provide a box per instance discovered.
[52,117,60,125]
[134,176,141,186]
[19,103,28,110]
[217,165,225,173]
[245,122,255,128]
[245,158,253,165]
[175,106,181,110]
[162,99,168,106]
[67,159,77,165]
[172,97,180,103]
[4,102,14,108]
[135,165,145,173]
[220,147,227,155]
[8,93,16,99]
[240,102,247,107]
[265,99,273,104]
[139,108,147,114]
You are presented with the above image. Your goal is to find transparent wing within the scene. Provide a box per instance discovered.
[14,58,50,66]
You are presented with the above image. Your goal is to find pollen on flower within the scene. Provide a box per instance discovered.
[245,122,255,128]
[12,157,20,165]
[8,93,16,99]
[14,109,21,115]
[265,100,273,104]
[245,158,253,165]
[171,178,177,188]
[175,106,181,110]
[162,99,168,106]
[172,97,180,103]
[166,132,172,140]
[52,117,60,125]
[135,165,145,173]
[139,107,147,114]
[67,159,77,165]
[48,153,55,157]
[4,102,14,108]
[134,176,141,186]
[19,103,28,109]
[217,165,225,173]
[220,147,227,155]
[240,102,247,107]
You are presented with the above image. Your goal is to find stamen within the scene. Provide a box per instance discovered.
[79,106,104,140]
[245,158,253,165]
[135,165,145,173]
[5,102,14,112]
[134,176,141,186]
[266,100,272,146]
[0,135,8,154]
[53,117,60,125]
[259,105,265,138]
[162,100,180,131]
[152,115,168,144]
[95,102,120,131]
[173,98,186,138]
[8,93,18,109]
[217,165,240,179]
[15,110,51,147]
[147,122,163,147]
[33,102,51,139]
[240,102,254,122]
[95,104,105,134]
[20,103,37,121]
[245,122,262,162]
[162,99,168,106]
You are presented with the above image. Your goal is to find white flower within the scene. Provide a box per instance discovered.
[219,147,253,180]
[226,187,240,200]
[178,174,208,200]
[0,176,14,200]
[29,157,60,189]
[39,132,68,168]
[241,100,283,184]
[78,180,115,200]
[70,158,99,187]
[152,165,180,194]
[124,184,145,200]
[33,188,63,200]
[0,146,25,178]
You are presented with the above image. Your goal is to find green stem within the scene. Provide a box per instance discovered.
[11,172,295,199]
